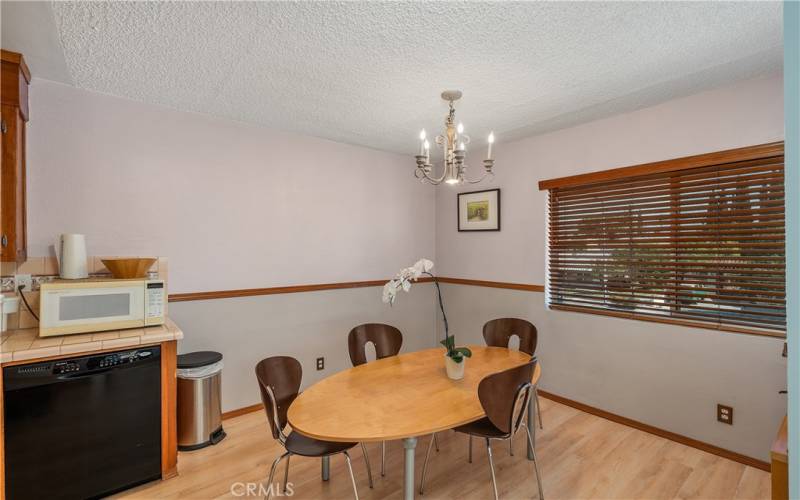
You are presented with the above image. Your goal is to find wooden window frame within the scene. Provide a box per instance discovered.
[539,142,786,338]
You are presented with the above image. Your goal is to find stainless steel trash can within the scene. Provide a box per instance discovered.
[177,351,226,451]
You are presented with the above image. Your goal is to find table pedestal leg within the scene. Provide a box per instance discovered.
[527,387,536,460]
[321,456,330,481]
[403,437,417,500]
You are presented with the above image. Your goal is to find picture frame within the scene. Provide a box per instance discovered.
[457,188,500,231]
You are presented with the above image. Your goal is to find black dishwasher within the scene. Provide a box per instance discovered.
[3,346,162,500]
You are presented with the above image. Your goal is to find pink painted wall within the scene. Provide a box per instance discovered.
[27,79,435,293]
[435,75,785,284]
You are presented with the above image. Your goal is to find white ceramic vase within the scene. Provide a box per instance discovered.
[444,354,465,380]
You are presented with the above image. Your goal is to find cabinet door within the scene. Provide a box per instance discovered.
[1,104,26,262]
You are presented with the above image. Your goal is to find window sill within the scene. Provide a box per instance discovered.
[548,304,786,339]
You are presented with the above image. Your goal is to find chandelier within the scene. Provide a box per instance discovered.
[414,90,495,185]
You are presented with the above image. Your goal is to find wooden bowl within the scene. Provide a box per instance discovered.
[102,258,157,279]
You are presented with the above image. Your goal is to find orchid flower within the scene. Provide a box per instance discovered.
[381,258,471,363]
[382,258,433,305]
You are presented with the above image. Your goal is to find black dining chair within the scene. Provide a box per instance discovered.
[255,356,373,500]
[418,359,545,499]
[483,317,543,454]
[347,323,439,476]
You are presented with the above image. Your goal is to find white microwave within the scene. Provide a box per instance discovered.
[39,278,166,337]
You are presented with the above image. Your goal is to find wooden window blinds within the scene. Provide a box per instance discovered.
[539,142,785,337]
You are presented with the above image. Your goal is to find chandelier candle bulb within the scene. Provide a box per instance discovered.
[487,132,495,160]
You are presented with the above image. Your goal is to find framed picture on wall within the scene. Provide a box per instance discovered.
[457,188,500,231]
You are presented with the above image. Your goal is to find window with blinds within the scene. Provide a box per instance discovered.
[541,143,785,336]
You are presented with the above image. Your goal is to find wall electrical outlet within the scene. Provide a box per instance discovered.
[13,274,32,292]
[316,357,325,371]
[717,404,733,425]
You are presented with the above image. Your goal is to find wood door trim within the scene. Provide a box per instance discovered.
[167,277,544,302]
[537,389,771,472]
[538,142,784,190]
[771,416,789,499]
[771,415,788,463]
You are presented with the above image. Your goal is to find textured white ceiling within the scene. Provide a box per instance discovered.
[1,1,783,154]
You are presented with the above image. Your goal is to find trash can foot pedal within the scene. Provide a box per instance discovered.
[210,427,226,445]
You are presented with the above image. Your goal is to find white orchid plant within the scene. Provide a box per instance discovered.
[383,258,472,364]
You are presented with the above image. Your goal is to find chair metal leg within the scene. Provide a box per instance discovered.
[509,432,514,456]
[434,433,440,452]
[264,451,289,500]
[381,441,386,477]
[524,425,545,499]
[360,443,374,488]
[527,390,536,460]
[343,451,360,500]
[418,434,436,494]
[468,435,473,463]
[486,438,499,500]
[536,387,543,430]
[282,454,291,494]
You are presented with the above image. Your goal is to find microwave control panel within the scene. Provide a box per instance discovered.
[144,280,166,325]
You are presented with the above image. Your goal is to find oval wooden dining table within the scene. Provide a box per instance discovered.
[287,346,541,500]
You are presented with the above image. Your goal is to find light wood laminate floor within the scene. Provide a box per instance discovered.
[119,398,770,499]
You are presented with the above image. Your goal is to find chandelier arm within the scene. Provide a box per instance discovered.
[432,159,452,183]
[415,165,448,185]
[459,165,494,184]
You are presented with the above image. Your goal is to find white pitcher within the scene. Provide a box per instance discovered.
[56,234,89,279]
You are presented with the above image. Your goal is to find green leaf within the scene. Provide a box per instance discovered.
[455,347,472,358]
[439,336,455,351]
[450,352,464,363]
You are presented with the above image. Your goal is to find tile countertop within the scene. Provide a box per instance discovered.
[0,318,183,365]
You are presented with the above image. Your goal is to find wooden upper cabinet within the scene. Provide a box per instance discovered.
[1,50,30,263]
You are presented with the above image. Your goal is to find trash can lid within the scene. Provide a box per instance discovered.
[178,351,223,368]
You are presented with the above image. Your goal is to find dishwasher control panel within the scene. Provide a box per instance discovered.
[88,350,154,370]
[3,346,161,392]
[53,361,80,374]
[49,349,156,374]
